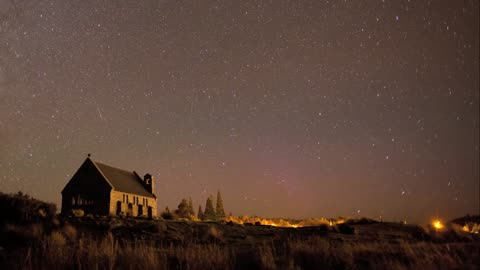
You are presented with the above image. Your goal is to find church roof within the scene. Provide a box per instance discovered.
[92,159,156,198]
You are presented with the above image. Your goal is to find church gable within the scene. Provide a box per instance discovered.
[61,158,113,215]
[62,157,112,196]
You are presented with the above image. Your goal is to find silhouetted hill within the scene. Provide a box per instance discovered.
[451,215,480,225]
[0,191,56,225]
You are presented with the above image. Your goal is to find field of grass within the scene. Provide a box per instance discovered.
[1,192,479,269]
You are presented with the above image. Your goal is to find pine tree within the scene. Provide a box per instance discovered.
[215,191,225,220]
[203,196,216,221]
[197,205,204,220]
[188,197,195,217]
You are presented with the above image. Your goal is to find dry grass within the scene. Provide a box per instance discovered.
[1,219,479,270]
[254,236,479,270]
[3,233,480,270]
[9,229,233,270]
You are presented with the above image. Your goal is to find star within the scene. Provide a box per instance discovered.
[0,0,477,223]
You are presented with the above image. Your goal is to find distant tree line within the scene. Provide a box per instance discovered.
[161,191,226,222]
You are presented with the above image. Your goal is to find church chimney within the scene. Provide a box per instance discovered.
[143,173,154,194]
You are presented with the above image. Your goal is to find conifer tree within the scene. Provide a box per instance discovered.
[197,205,204,220]
[188,197,195,217]
[203,196,216,221]
[215,190,225,220]
[175,198,189,218]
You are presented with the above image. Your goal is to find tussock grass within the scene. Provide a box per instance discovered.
[6,228,233,270]
[1,220,479,270]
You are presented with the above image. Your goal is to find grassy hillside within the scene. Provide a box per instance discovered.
[0,191,56,224]
[0,192,479,269]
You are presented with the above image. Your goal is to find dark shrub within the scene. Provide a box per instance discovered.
[412,227,431,241]
[337,223,355,235]
[356,218,378,225]
[161,211,175,220]
[318,224,329,234]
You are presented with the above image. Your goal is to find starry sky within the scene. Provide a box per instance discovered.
[1,0,478,223]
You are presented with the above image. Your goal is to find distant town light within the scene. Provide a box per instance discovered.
[433,220,444,230]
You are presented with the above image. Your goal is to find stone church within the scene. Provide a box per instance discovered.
[61,156,157,218]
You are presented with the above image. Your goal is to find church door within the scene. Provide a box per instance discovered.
[127,203,133,216]
[147,207,153,219]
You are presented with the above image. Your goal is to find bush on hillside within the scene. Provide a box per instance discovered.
[337,223,355,235]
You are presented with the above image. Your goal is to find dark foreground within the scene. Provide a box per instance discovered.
[1,193,479,269]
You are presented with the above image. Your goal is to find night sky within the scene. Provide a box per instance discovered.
[1,0,478,223]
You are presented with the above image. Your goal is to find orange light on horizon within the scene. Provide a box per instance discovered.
[224,215,349,228]
[432,219,443,230]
